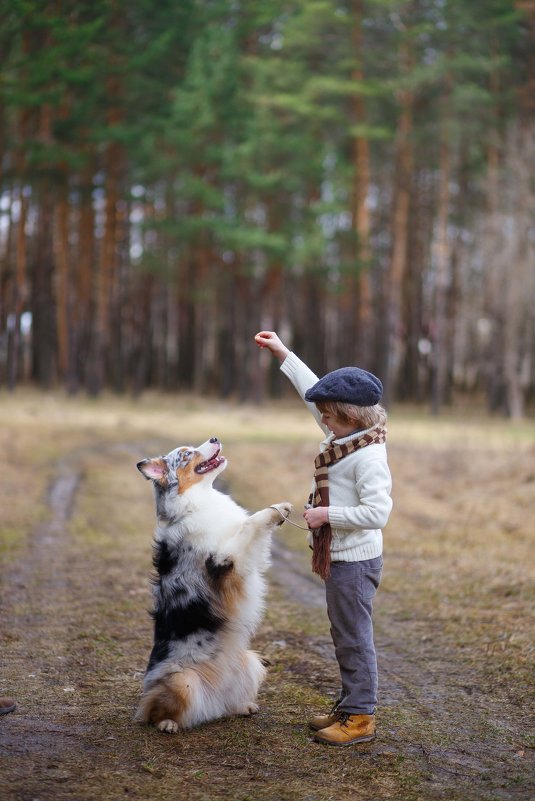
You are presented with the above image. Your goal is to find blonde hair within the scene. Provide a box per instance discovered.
[316,400,387,431]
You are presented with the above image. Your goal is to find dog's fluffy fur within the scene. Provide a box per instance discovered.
[136,437,291,733]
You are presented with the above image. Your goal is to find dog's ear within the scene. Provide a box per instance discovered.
[137,458,168,481]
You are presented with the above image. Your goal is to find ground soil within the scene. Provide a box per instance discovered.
[1,415,534,801]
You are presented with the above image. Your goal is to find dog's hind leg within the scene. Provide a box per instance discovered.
[135,671,196,733]
[222,650,267,717]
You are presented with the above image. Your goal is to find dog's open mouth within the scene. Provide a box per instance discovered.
[195,450,225,474]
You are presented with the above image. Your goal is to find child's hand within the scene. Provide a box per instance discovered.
[254,331,289,362]
[303,506,330,529]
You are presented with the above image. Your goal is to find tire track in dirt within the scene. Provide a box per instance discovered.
[1,454,93,766]
[269,532,534,800]
[0,440,157,768]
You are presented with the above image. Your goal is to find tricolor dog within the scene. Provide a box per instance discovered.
[136,437,292,733]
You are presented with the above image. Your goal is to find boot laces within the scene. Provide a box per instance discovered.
[335,710,351,727]
[329,700,340,716]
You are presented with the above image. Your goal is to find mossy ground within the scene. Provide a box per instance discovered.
[0,389,534,800]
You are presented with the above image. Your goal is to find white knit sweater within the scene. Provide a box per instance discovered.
[281,352,392,562]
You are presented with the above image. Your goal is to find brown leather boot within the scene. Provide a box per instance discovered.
[308,700,341,731]
[313,712,376,746]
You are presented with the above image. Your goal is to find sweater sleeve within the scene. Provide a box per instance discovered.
[328,457,393,532]
[280,352,329,434]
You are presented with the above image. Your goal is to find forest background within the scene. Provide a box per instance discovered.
[1,0,534,416]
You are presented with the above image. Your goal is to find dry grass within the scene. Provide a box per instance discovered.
[1,388,534,800]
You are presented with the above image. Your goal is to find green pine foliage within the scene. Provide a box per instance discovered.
[0,0,531,411]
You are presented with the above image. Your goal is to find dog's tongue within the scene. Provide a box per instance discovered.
[196,452,223,474]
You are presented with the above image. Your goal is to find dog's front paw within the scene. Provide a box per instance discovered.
[157,719,179,734]
[270,502,293,525]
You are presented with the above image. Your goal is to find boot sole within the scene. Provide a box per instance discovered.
[313,732,376,747]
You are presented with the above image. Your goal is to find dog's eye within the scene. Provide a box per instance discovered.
[184,450,192,458]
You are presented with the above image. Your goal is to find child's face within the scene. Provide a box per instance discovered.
[320,410,359,438]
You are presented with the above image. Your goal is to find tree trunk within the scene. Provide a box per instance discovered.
[76,165,96,390]
[430,127,452,415]
[398,169,427,402]
[0,195,15,385]
[217,261,238,399]
[503,123,532,418]
[379,38,414,406]
[177,254,197,389]
[132,275,154,396]
[89,141,120,395]
[192,239,210,394]
[351,1,373,368]
[32,188,56,387]
[54,180,70,385]
[7,184,28,390]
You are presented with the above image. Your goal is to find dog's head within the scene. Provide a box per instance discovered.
[137,437,227,517]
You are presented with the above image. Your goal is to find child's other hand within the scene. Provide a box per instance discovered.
[254,331,289,362]
[303,506,330,529]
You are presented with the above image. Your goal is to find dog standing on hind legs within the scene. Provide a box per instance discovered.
[135,436,292,733]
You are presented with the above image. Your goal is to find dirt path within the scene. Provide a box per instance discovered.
[271,538,534,798]
[1,440,533,800]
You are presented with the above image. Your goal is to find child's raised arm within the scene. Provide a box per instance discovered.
[254,331,289,363]
[254,330,329,436]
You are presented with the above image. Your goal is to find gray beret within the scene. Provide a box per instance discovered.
[304,367,383,406]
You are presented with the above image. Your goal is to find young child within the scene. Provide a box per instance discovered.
[254,330,392,747]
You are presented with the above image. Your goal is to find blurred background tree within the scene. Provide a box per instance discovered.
[0,0,533,416]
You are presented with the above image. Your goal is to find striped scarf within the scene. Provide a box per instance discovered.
[310,425,387,580]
